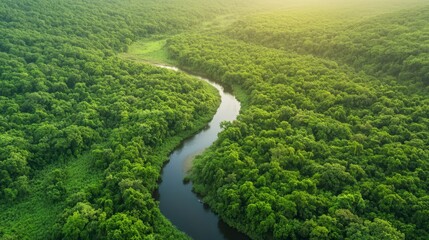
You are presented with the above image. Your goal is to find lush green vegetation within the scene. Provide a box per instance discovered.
[1,0,428,239]
[165,5,429,240]
[224,6,429,84]
[119,38,176,66]
[0,0,225,239]
[0,154,102,239]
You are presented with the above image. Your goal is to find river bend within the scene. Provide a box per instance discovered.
[155,65,247,240]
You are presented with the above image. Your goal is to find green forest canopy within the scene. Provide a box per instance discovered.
[0,0,225,239]
[0,0,428,239]
[166,3,429,240]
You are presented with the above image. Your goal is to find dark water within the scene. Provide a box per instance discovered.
[155,65,248,240]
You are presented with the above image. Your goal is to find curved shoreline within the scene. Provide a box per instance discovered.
[155,64,248,239]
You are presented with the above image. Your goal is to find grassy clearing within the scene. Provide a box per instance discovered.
[119,37,177,65]
[0,153,103,240]
[119,14,236,65]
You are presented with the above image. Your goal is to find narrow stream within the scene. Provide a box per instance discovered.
[154,65,248,240]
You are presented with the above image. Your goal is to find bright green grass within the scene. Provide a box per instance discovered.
[0,153,103,240]
[119,14,237,65]
[119,37,177,65]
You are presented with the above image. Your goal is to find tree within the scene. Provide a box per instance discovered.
[346,218,405,240]
[103,213,150,240]
[317,163,356,194]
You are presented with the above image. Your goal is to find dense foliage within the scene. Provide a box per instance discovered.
[224,6,429,84]
[1,0,428,239]
[167,7,429,239]
[0,0,223,239]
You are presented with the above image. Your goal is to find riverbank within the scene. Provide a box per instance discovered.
[155,65,246,240]
[120,38,249,239]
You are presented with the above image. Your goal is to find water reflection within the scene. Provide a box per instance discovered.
[155,65,248,240]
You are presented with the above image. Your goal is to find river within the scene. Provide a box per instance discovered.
[154,65,248,240]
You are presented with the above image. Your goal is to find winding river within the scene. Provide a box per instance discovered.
[154,65,248,240]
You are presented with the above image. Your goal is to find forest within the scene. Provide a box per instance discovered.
[0,0,225,239]
[168,3,429,240]
[1,0,428,239]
